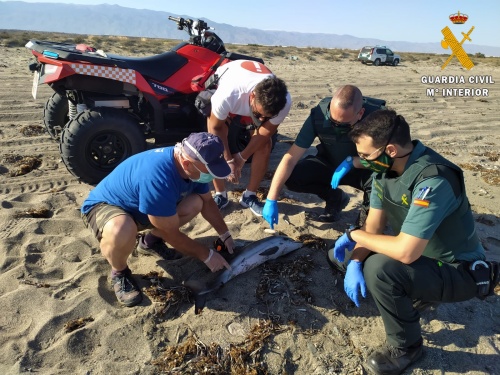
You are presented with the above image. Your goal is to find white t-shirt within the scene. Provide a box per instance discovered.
[210,60,292,126]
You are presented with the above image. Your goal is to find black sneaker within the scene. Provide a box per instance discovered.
[110,268,143,307]
[316,191,350,223]
[366,340,423,375]
[214,193,229,210]
[239,194,264,216]
[137,233,182,260]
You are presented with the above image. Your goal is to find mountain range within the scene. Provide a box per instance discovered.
[1,1,499,56]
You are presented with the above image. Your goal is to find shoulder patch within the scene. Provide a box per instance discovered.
[414,186,431,207]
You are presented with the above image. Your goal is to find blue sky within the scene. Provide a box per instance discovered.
[4,0,500,46]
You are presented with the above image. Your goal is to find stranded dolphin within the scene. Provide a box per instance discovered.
[184,235,303,314]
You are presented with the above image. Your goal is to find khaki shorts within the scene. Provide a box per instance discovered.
[81,203,152,242]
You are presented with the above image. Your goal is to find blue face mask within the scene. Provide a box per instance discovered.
[191,164,214,183]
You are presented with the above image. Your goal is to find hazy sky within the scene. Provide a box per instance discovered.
[4,0,500,46]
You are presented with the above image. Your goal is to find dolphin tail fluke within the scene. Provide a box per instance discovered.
[194,294,207,315]
[183,278,209,314]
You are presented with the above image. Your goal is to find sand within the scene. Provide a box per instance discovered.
[0,46,499,374]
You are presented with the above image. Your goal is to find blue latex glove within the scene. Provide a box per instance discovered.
[344,260,366,307]
[331,157,354,189]
[263,199,279,229]
[333,233,356,262]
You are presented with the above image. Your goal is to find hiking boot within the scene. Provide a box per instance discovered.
[239,194,264,216]
[366,339,423,375]
[137,233,182,260]
[110,267,143,307]
[326,249,347,274]
[214,193,229,209]
[316,191,350,223]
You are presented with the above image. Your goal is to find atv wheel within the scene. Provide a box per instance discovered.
[44,92,69,140]
[374,59,381,66]
[60,108,146,185]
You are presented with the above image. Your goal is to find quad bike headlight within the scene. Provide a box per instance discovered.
[44,64,58,75]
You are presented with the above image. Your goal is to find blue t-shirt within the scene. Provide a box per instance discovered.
[81,147,209,225]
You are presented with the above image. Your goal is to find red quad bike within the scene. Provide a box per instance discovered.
[26,16,265,185]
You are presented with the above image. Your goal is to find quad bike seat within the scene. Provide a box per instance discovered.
[28,39,189,82]
[106,51,188,82]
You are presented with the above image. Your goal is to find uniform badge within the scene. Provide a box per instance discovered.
[402,194,409,206]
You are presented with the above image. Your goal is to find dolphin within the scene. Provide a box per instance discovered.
[183,235,303,314]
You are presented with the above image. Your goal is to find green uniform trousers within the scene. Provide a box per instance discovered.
[363,254,477,347]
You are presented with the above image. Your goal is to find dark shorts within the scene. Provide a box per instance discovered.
[226,115,277,159]
[226,115,255,155]
[81,203,152,242]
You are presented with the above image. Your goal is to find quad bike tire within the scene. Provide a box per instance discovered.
[60,107,146,185]
[44,92,69,140]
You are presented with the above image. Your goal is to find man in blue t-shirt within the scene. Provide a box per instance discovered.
[81,132,234,307]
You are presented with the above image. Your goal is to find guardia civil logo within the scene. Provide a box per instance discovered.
[419,10,495,99]
[440,11,474,70]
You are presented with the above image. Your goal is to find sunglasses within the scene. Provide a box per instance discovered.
[325,107,357,128]
[251,100,278,123]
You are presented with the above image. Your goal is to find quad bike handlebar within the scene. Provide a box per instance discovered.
[168,15,223,53]
[168,16,211,38]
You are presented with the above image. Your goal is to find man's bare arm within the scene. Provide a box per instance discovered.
[207,112,231,160]
[267,143,307,200]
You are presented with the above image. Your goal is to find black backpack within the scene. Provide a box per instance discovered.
[194,58,229,117]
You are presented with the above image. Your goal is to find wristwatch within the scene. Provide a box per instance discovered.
[346,225,361,241]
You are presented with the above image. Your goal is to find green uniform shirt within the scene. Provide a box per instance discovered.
[295,115,317,149]
[295,97,386,167]
[370,141,484,262]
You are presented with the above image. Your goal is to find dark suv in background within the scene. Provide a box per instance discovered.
[358,46,401,66]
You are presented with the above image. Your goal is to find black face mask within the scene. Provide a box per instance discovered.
[250,110,268,128]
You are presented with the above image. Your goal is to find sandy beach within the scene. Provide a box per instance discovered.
[0,45,499,374]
